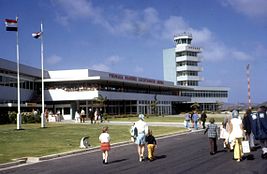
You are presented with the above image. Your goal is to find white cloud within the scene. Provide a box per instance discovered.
[52,0,102,26]
[106,55,121,65]
[91,64,110,72]
[161,16,189,39]
[46,54,63,65]
[222,0,267,17]
[108,7,160,36]
[231,50,252,60]
[91,55,122,72]
[52,0,253,62]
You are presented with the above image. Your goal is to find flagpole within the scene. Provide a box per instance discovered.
[40,21,45,128]
[16,16,21,130]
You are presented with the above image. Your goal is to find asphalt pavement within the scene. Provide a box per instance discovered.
[1,130,266,174]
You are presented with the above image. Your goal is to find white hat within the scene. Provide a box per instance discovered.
[138,114,144,120]
[232,110,239,118]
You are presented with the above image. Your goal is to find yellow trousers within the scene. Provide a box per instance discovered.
[147,144,155,160]
[234,138,243,160]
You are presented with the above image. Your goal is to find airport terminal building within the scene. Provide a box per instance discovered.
[0,33,229,120]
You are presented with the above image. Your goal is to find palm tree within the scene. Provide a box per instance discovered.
[190,102,200,111]
[93,94,107,113]
[150,100,158,115]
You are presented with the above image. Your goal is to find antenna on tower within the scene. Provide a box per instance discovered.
[246,64,251,109]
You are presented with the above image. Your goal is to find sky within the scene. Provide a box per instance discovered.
[0,0,267,104]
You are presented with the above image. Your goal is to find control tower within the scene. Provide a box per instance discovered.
[173,32,203,86]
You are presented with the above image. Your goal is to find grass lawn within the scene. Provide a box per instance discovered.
[108,114,225,123]
[0,123,185,164]
[108,116,185,122]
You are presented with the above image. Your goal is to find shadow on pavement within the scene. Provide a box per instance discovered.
[109,158,128,164]
[154,155,167,160]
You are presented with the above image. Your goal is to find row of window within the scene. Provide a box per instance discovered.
[138,100,171,105]
[176,61,198,67]
[175,39,192,45]
[177,71,198,76]
[0,75,36,90]
[46,82,181,96]
[177,81,199,86]
[176,51,197,57]
[181,90,228,98]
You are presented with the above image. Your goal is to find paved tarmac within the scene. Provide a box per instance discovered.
[1,130,266,174]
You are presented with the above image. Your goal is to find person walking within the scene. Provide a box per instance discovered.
[250,106,267,159]
[184,112,191,129]
[200,111,207,129]
[145,129,157,161]
[229,110,244,162]
[75,110,80,123]
[133,114,148,162]
[219,121,230,151]
[192,111,199,130]
[94,109,99,124]
[89,108,94,124]
[80,108,86,123]
[242,109,255,151]
[99,126,111,164]
[204,118,218,155]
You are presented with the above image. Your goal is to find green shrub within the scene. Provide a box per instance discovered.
[8,111,41,124]
[8,111,17,124]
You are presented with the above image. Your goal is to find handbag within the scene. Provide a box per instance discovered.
[241,140,250,153]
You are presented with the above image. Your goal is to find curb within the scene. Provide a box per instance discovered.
[0,129,199,170]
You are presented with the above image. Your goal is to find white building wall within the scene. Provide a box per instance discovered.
[45,89,98,101]
[48,69,89,79]
[163,48,176,85]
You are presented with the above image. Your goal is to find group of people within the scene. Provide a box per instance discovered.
[44,109,62,122]
[75,109,86,123]
[75,108,104,124]
[184,111,207,130]
[204,106,267,162]
[98,107,267,164]
[98,114,157,164]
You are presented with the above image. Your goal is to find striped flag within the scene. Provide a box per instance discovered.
[32,32,42,39]
[5,18,18,31]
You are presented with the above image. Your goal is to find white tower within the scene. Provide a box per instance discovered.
[174,33,202,86]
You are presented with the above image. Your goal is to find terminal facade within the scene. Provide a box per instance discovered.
[0,33,228,120]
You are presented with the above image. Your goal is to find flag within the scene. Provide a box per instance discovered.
[246,64,250,71]
[32,32,42,39]
[5,19,18,31]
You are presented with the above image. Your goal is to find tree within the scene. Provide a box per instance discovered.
[93,94,108,113]
[150,94,158,115]
[215,101,224,112]
[150,100,158,115]
[190,102,200,111]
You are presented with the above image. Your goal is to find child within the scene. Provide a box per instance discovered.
[219,121,230,151]
[145,129,157,161]
[204,118,218,155]
[99,126,111,164]
[130,123,137,142]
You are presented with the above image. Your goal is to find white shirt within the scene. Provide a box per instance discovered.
[134,119,148,134]
[99,133,111,143]
[230,118,243,138]
[81,109,85,115]
[75,112,80,118]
